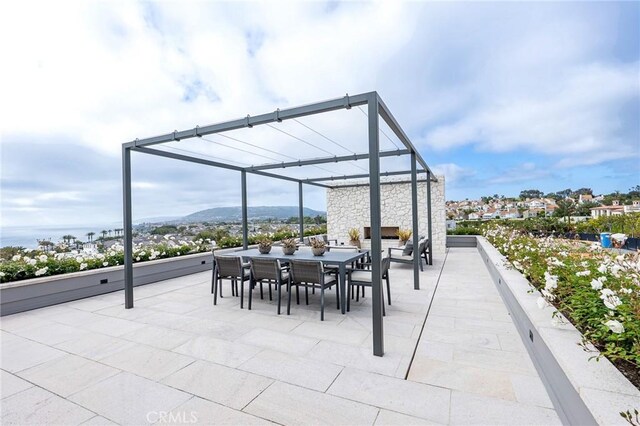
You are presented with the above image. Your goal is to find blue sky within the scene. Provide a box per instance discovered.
[1,1,638,227]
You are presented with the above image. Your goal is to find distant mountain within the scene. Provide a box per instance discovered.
[134,216,182,224]
[182,206,326,223]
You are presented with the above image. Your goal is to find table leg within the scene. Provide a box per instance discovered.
[339,264,346,314]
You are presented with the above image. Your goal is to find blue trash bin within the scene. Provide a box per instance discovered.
[600,232,612,248]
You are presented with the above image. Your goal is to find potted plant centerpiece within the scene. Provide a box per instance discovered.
[257,235,273,254]
[348,228,361,248]
[310,238,326,256]
[281,238,297,255]
[396,229,412,246]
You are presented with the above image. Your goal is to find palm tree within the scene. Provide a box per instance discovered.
[69,235,76,245]
[554,199,576,225]
[100,230,107,240]
[86,232,95,242]
[108,229,113,237]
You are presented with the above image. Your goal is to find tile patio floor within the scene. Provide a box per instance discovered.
[1,248,561,425]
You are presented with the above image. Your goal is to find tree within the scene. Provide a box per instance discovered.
[100,230,108,240]
[519,189,543,199]
[86,232,95,242]
[108,229,112,237]
[575,201,599,216]
[554,199,576,224]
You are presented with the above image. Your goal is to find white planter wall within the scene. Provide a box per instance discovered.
[326,176,446,257]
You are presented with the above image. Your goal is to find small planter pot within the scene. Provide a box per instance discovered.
[349,239,361,249]
[258,246,272,254]
[282,246,296,255]
[312,247,326,256]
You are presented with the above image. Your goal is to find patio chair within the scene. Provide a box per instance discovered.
[249,258,290,314]
[213,255,250,306]
[288,259,339,321]
[388,238,427,271]
[347,256,391,315]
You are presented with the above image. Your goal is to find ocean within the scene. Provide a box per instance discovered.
[1,223,123,248]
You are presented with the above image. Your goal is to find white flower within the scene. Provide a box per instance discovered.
[620,287,633,294]
[610,265,622,278]
[604,320,624,334]
[80,263,87,270]
[544,271,558,290]
[27,258,37,266]
[590,278,605,290]
[103,262,109,267]
[35,267,48,276]
[512,261,523,270]
[576,270,590,277]
[0,272,5,277]
[38,254,48,262]
[597,264,607,274]
[135,257,140,261]
[75,256,84,263]
[11,255,20,261]
[601,293,622,310]
[536,297,549,309]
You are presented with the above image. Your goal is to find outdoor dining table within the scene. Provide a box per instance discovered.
[222,247,369,314]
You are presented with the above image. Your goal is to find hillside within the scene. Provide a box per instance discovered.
[182,206,326,222]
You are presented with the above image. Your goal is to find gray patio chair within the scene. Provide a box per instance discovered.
[249,258,290,314]
[213,255,250,306]
[347,256,391,314]
[388,238,428,271]
[288,259,339,321]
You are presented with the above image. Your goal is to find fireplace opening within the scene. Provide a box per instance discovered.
[364,226,399,240]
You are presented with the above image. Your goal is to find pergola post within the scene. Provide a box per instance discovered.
[298,182,304,243]
[368,95,384,357]
[122,146,134,309]
[411,152,420,290]
[241,170,248,250]
[427,170,433,265]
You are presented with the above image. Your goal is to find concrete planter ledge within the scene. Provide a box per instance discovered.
[1,252,213,316]
[476,236,640,425]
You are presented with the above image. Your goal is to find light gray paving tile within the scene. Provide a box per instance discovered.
[414,341,454,362]
[421,326,502,351]
[234,311,305,332]
[93,304,157,321]
[71,296,122,312]
[161,360,272,410]
[18,354,119,397]
[173,318,252,341]
[236,328,319,356]
[238,349,343,392]
[452,346,537,375]
[79,316,147,337]
[80,416,118,425]
[173,335,261,368]
[54,333,136,361]
[308,340,404,376]
[12,322,93,346]
[2,386,94,425]
[510,374,554,409]
[99,343,195,381]
[291,320,370,346]
[1,334,67,373]
[69,372,192,425]
[167,396,270,425]
[245,380,379,425]
[450,391,561,425]
[140,311,199,330]
[408,358,516,400]
[328,368,451,424]
[1,369,33,399]
[375,409,444,425]
[147,300,203,314]
[454,317,518,335]
[0,313,50,332]
[120,324,195,350]
[48,308,105,327]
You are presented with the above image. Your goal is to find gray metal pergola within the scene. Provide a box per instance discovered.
[121,91,437,356]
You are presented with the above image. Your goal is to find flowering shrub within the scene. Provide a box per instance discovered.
[484,224,639,386]
[0,241,209,284]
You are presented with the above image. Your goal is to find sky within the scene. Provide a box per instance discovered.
[1,1,638,228]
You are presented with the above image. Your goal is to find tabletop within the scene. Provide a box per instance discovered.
[219,247,367,265]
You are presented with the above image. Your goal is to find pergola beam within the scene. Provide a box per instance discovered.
[124,93,371,149]
[305,169,429,183]
[376,95,438,182]
[246,149,409,172]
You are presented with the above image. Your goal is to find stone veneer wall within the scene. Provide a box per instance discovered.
[326,176,446,258]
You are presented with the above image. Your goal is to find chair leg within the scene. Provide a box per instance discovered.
[386,276,392,305]
[356,285,360,302]
[296,284,300,305]
[248,278,253,310]
[218,277,224,298]
[287,281,292,315]
[347,282,351,312]
[240,280,244,309]
[336,282,340,310]
[213,275,218,305]
[305,286,309,305]
[211,265,216,294]
[231,278,236,297]
[320,286,325,321]
[260,282,264,299]
[277,279,282,315]
[382,286,386,317]
[268,281,273,301]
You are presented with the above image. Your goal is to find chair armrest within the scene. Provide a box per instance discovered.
[388,247,405,252]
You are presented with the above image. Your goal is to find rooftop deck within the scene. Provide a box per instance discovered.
[1,248,560,425]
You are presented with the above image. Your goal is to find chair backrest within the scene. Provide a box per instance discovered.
[321,235,329,243]
[382,256,391,277]
[250,258,281,281]
[215,255,243,278]
[417,239,427,256]
[289,260,323,284]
